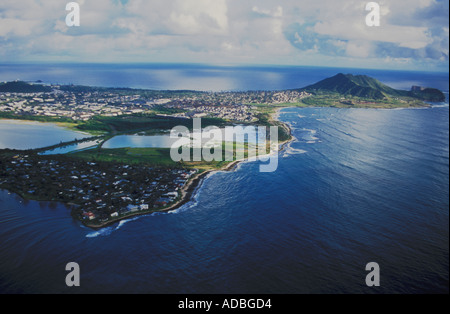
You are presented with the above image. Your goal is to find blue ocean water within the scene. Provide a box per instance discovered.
[1,63,449,92]
[0,65,448,293]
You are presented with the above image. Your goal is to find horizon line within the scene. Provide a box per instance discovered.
[0,62,448,74]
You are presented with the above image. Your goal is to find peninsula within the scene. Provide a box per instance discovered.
[0,74,445,228]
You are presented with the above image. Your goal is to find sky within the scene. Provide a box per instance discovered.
[0,0,448,71]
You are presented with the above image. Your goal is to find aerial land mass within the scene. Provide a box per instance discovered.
[0,74,445,228]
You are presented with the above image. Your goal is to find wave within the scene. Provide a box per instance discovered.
[167,200,198,215]
[282,139,307,158]
[85,170,216,237]
[85,125,314,237]
[299,128,319,143]
[430,103,449,108]
[85,216,143,238]
[86,227,114,238]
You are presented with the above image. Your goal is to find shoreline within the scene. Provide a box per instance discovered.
[1,109,294,230]
[84,109,293,230]
[84,159,245,229]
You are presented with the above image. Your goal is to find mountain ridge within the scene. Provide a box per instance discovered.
[0,73,446,103]
[0,81,52,93]
[300,73,445,102]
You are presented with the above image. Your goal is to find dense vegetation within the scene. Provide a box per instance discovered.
[59,84,204,98]
[0,111,74,123]
[75,114,229,134]
[0,81,52,93]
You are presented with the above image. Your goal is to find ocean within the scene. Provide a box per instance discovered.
[1,63,449,92]
[0,64,448,293]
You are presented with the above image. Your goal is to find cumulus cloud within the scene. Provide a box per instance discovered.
[280,0,448,69]
[0,0,447,70]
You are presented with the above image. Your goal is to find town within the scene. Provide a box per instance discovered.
[0,151,197,226]
[0,81,309,228]
[0,81,311,122]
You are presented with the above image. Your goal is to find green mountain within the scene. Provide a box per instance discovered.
[0,81,52,93]
[409,86,446,102]
[301,73,445,102]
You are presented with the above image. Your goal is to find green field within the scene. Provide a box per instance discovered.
[74,114,229,135]
[299,92,429,108]
[70,147,178,167]
[69,138,273,171]
[70,147,231,171]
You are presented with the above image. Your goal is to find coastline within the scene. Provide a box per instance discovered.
[84,108,293,230]
[84,158,245,229]
[1,108,293,230]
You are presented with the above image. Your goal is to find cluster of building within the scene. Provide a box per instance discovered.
[166,90,311,107]
[0,83,311,122]
[151,90,311,121]
[0,88,152,121]
[0,153,197,224]
[158,105,257,122]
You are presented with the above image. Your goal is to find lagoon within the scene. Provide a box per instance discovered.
[0,120,90,150]
[103,134,185,149]
[102,126,261,149]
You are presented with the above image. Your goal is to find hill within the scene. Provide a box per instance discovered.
[301,73,445,102]
[0,81,52,93]
[409,86,446,102]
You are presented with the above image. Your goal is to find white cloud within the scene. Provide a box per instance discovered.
[169,0,228,35]
[0,0,447,71]
[346,41,372,58]
[0,18,39,37]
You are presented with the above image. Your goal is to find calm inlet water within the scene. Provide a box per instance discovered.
[0,120,89,150]
[102,126,260,149]
[0,65,448,293]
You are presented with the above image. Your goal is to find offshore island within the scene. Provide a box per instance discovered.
[0,73,445,229]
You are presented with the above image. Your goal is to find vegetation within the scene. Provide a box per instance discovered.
[0,81,52,93]
[298,91,428,108]
[0,111,74,123]
[68,141,270,171]
[409,87,446,102]
[74,114,229,134]
[70,147,179,167]
[59,84,204,98]
[300,73,445,102]
[0,150,196,227]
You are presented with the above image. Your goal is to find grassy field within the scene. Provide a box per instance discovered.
[74,114,229,135]
[68,138,273,171]
[0,112,229,136]
[299,92,430,108]
[69,147,232,170]
[70,147,178,167]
